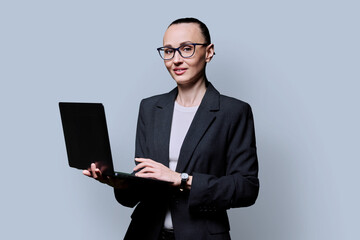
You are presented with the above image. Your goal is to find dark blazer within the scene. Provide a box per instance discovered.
[115,82,259,240]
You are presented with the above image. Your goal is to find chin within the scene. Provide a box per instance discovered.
[172,75,187,84]
[172,75,188,83]
[174,78,199,87]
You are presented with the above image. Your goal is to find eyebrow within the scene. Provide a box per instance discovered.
[163,41,193,48]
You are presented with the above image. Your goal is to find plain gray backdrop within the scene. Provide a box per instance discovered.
[1,0,359,239]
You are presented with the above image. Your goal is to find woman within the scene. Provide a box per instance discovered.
[84,17,259,240]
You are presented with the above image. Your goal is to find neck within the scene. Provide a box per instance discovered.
[176,78,207,107]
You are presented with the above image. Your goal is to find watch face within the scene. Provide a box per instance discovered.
[181,173,189,179]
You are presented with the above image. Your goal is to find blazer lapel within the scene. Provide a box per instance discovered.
[175,82,220,173]
[153,88,177,167]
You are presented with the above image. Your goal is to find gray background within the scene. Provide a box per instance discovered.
[1,0,359,239]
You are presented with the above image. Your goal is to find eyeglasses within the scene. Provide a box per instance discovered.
[157,43,209,60]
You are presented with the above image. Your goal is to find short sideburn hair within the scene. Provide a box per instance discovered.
[168,17,211,45]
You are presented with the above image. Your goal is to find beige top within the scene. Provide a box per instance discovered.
[164,101,199,229]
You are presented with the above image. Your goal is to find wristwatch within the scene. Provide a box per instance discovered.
[180,173,189,191]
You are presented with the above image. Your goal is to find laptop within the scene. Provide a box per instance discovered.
[59,102,172,187]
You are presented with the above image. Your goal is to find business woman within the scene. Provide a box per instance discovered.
[84,17,259,240]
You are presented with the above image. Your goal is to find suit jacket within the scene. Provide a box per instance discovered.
[114,82,259,240]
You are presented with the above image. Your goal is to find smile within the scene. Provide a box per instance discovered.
[173,68,187,75]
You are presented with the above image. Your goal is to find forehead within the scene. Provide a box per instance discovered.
[163,23,204,46]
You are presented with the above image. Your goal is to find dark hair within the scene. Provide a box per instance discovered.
[169,17,211,45]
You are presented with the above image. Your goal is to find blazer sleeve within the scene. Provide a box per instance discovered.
[188,103,259,212]
[113,100,147,208]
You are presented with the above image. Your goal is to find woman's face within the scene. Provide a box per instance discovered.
[162,23,214,86]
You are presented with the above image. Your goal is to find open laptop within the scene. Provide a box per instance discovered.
[59,102,171,187]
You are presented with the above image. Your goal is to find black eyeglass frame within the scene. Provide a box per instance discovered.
[157,43,210,60]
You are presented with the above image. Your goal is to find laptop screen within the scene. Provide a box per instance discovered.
[59,102,115,176]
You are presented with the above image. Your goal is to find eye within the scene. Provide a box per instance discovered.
[182,45,194,52]
[164,48,174,55]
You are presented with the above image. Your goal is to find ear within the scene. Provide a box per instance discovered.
[205,44,215,63]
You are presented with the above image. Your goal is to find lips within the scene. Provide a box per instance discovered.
[173,68,187,75]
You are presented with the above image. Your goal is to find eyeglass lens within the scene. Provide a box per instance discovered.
[160,44,195,60]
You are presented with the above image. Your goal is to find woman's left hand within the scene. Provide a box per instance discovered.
[133,158,181,187]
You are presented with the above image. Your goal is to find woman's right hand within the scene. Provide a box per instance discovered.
[83,163,128,189]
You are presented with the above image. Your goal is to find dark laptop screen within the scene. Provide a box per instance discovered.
[59,102,114,176]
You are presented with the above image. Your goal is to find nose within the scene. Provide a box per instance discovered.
[172,50,183,64]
